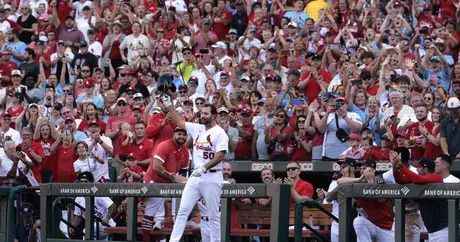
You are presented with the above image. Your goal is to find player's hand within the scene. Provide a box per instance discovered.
[101,218,110,227]
[191,166,206,177]
[227,178,236,184]
[172,175,188,183]
[241,198,252,204]
[161,94,172,108]
[316,188,325,201]
[374,175,385,184]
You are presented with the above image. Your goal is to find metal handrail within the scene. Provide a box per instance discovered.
[294,198,338,242]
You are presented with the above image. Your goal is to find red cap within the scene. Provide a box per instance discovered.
[132,105,144,112]
[348,133,362,142]
[124,68,136,75]
[423,4,431,10]
[183,99,193,105]
[393,1,403,7]
[89,120,100,127]
[220,71,230,77]
[84,78,95,88]
[65,117,75,123]
[127,152,138,160]
[237,104,252,115]
[336,97,347,103]
[265,74,275,79]
[395,131,407,139]
[1,112,11,118]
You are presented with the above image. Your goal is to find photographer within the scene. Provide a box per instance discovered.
[317,97,362,160]
[2,139,38,186]
[73,140,105,182]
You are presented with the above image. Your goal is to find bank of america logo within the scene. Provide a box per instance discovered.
[141,186,148,194]
[401,187,410,195]
[247,186,255,195]
[91,186,98,194]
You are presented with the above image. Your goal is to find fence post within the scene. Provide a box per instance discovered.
[267,183,290,242]
[394,199,405,242]
[339,197,352,242]
[221,198,231,242]
[294,199,305,242]
[40,191,52,242]
[126,197,137,242]
[85,197,95,240]
[448,199,458,242]
[7,186,26,242]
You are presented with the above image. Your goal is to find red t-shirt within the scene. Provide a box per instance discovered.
[39,138,55,172]
[21,141,44,184]
[106,114,137,155]
[53,145,77,183]
[119,137,154,170]
[406,121,434,160]
[269,125,294,159]
[366,85,378,96]
[291,135,312,161]
[424,125,443,159]
[6,105,23,129]
[355,199,393,230]
[143,139,190,183]
[146,112,176,152]
[77,120,107,134]
[290,179,314,204]
[301,69,332,103]
[235,124,254,159]
[123,166,144,183]
[212,10,233,40]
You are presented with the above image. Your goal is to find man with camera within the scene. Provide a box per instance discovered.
[84,121,113,183]
[118,121,153,169]
[1,139,38,186]
[18,127,43,183]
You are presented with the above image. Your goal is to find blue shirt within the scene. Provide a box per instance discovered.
[349,104,368,125]
[367,113,384,146]
[76,95,104,108]
[74,131,88,141]
[424,69,449,93]
[40,81,64,97]
[1,41,27,66]
[283,11,310,28]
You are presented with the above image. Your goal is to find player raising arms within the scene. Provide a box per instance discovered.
[161,95,229,242]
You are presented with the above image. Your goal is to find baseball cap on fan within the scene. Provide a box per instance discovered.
[360,159,376,169]
[447,97,460,111]
[212,41,227,50]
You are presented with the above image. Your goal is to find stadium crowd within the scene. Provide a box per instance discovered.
[0,0,460,240]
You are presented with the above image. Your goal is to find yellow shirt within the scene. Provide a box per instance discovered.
[176,63,194,83]
[303,0,332,21]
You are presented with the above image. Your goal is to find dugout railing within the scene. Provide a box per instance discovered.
[39,183,291,242]
[338,183,460,242]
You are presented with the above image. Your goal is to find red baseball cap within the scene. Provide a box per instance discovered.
[65,117,75,123]
[423,4,431,10]
[84,78,95,88]
[89,120,100,127]
[395,131,407,139]
[132,105,144,113]
[127,153,138,160]
[348,134,362,142]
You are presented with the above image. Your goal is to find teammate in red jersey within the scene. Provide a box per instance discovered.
[141,127,190,242]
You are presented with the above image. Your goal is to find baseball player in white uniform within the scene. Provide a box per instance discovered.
[162,95,228,242]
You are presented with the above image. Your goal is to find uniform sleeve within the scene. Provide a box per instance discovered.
[396,165,443,184]
[215,129,229,153]
[146,114,168,139]
[184,122,201,139]
[153,142,168,163]
[74,197,84,216]
[97,197,114,210]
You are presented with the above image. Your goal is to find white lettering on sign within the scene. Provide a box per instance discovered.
[251,163,273,171]
[300,163,314,171]
[60,188,91,194]
[376,163,392,171]
[363,189,401,195]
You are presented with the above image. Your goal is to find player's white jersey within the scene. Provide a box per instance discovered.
[74,196,114,220]
[185,122,229,170]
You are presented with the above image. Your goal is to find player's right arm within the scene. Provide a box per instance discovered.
[154,157,174,181]
[163,96,186,130]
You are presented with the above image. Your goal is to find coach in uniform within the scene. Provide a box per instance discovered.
[141,127,189,242]
[390,152,448,241]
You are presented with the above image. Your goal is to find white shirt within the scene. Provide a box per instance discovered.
[74,196,114,220]
[165,0,188,12]
[0,149,13,177]
[88,41,103,58]
[72,1,93,20]
[50,51,75,77]
[119,34,150,66]
[381,104,416,130]
[443,174,460,183]
[28,0,48,17]
[185,122,229,169]
[224,126,238,160]
[84,136,112,181]
[1,128,22,146]
[75,16,96,42]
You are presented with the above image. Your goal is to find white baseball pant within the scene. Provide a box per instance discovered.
[60,210,69,238]
[428,227,448,242]
[144,197,165,223]
[353,216,394,242]
[391,212,422,242]
[170,172,223,242]
[331,221,339,242]
[82,219,116,240]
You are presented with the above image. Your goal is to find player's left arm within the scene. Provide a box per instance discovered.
[290,183,313,203]
[103,202,116,225]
